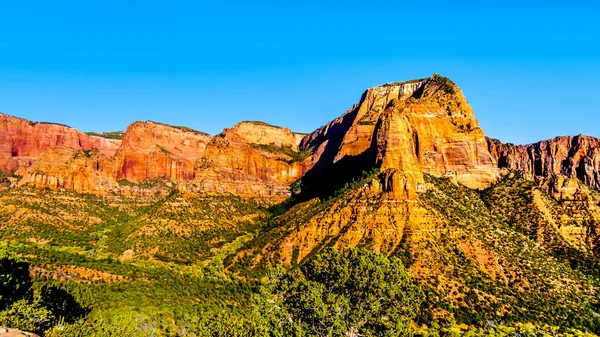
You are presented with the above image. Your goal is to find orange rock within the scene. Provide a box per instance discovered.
[17,147,115,194]
[13,118,311,198]
[190,133,310,197]
[299,74,500,201]
[223,121,304,151]
[488,134,600,199]
[0,113,120,172]
[113,121,212,181]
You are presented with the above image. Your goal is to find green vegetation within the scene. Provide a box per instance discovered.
[150,121,211,136]
[272,247,423,336]
[0,248,89,335]
[117,178,135,186]
[0,171,20,187]
[413,174,600,331]
[381,78,426,87]
[156,144,172,155]
[0,170,599,335]
[250,143,314,163]
[85,131,124,140]
[428,73,456,94]
[31,121,71,128]
[241,120,282,128]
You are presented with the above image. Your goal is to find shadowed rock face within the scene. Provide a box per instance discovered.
[237,75,507,264]
[297,74,500,201]
[488,135,600,199]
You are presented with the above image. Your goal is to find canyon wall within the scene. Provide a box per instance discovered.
[0,114,120,173]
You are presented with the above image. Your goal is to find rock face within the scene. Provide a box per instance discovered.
[223,121,303,151]
[114,121,212,181]
[238,75,507,265]
[18,147,115,194]
[187,132,311,197]
[5,74,599,202]
[11,118,312,198]
[488,135,600,199]
[298,74,500,201]
[0,113,120,173]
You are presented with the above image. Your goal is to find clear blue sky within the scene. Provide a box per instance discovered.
[0,1,598,144]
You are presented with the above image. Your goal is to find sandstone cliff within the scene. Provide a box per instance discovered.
[114,121,212,181]
[223,121,303,151]
[186,132,311,198]
[10,117,312,198]
[237,75,508,266]
[298,74,499,202]
[0,113,121,173]
[17,147,115,194]
[488,135,600,199]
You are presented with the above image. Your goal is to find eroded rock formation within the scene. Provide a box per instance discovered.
[223,121,304,151]
[3,74,599,202]
[488,135,600,200]
[114,121,212,181]
[8,117,311,198]
[0,114,120,172]
[298,74,500,202]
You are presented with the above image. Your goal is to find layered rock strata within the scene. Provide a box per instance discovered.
[298,74,500,202]
[488,135,600,200]
[0,114,120,172]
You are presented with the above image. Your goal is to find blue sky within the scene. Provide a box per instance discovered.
[0,1,598,144]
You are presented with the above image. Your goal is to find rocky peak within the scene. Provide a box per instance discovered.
[222,121,302,151]
[297,74,499,201]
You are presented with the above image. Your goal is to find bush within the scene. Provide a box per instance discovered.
[271,247,424,336]
[0,299,53,334]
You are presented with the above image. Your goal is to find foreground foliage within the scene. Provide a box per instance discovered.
[0,176,599,336]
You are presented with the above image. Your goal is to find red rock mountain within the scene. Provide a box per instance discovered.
[0,114,120,173]
[1,74,599,200]
[488,135,600,199]
[298,75,500,202]
[114,121,212,182]
[1,115,312,197]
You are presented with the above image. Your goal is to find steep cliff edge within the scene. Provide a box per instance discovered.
[0,113,121,172]
[298,74,499,201]
[114,121,212,181]
[10,117,312,198]
[17,147,116,194]
[223,121,303,151]
[488,135,600,199]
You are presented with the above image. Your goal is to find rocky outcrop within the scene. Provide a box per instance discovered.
[11,118,312,198]
[0,113,120,173]
[188,132,312,198]
[114,121,212,181]
[0,327,39,337]
[488,135,600,199]
[376,76,499,190]
[17,147,116,194]
[7,74,598,202]
[298,74,500,201]
[223,121,303,151]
